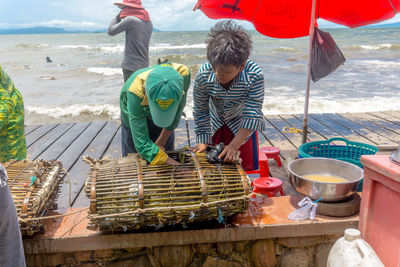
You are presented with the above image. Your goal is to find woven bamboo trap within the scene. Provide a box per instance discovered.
[84,151,251,231]
[4,159,65,235]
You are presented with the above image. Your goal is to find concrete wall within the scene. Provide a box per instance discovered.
[26,234,340,267]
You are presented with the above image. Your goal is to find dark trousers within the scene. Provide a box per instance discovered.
[212,124,259,171]
[123,69,134,83]
[0,186,26,267]
[121,119,175,157]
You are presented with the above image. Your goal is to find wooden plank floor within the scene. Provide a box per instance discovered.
[26,111,400,210]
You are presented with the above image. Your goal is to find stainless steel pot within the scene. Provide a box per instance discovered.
[287,158,363,202]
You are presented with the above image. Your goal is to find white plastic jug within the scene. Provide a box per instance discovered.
[327,228,385,267]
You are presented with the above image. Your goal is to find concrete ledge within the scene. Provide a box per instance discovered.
[24,220,357,254]
[23,196,358,255]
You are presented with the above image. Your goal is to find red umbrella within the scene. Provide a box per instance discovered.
[194,0,400,142]
[194,0,399,38]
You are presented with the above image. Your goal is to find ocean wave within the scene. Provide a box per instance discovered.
[271,47,298,53]
[26,104,120,120]
[58,44,92,50]
[264,96,400,115]
[268,86,295,92]
[100,46,124,53]
[25,103,198,123]
[86,67,122,76]
[25,95,400,124]
[57,44,124,53]
[15,43,48,49]
[57,43,206,53]
[354,59,400,68]
[344,43,400,50]
[150,43,206,51]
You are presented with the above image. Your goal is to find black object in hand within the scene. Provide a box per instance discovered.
[206,143,225,164]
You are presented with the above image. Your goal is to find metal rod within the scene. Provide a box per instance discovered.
[302,0,317,144]
[182,112,191,147]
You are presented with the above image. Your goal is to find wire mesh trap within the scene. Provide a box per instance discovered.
[84,151,251,231]
[4,159,65,235]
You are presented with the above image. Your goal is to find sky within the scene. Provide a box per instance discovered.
[0,0,400,32]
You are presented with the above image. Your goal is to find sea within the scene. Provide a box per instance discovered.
[0,28,399,125]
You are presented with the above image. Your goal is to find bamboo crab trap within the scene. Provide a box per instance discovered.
[84,151,251,231]
[4,159,65,235]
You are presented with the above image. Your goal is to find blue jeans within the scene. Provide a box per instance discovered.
[121,119,175,157]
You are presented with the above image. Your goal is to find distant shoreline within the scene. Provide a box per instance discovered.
[0,26,161,35]
[1,23,399,35]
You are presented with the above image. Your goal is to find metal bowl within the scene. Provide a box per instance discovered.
[287,158,363,202]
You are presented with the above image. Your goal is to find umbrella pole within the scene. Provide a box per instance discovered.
[302,0,317,144]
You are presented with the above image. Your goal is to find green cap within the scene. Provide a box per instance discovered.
[145,64,184,128]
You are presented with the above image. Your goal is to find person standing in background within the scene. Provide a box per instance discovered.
[0,66,27,163]
[108,0,153,82]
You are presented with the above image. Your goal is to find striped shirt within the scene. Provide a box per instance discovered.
[193,60,265,144]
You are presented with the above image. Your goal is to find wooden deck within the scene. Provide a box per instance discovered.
[25,111,400,210]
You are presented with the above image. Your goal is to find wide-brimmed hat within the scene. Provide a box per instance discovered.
[145,65,184,128]
[114,0,143,9]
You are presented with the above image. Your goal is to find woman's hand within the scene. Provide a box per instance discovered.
[218,143,239,163]
[190,143,208,153]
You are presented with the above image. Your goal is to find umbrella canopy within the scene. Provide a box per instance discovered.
[194,0,400,143]
[194,0,400,38]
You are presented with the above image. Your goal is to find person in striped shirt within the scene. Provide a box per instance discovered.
[192,20,266,171]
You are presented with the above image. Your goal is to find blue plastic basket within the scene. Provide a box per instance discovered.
[298,137,378,168]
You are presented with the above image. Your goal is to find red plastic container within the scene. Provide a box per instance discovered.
[359,155,400,267]
[251,177,284,198]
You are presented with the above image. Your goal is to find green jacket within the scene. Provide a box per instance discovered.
[120,63,190,165]
[0,66,26,163]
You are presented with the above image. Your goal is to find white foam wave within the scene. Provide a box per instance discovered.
[344,43,395,50]
[58,45,92,50]
[264,96,400,115]
[272,47,298,53]
[150,43,206,51]
[57,44,124,53]
[100,46,124,53]
[355,59,400,68]
[25,96,399,122]
[269,86,295,92]
[86,67,122,76]
[26,104,120,120]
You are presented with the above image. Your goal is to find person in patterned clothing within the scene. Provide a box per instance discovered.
[192,20,266,171]
[0,66,27,163]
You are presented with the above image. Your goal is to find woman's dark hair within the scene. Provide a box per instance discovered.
[206,20,252,67]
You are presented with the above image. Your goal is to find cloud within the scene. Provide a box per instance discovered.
[0,0,114,30]
[0,23,9,29]
[375,14,400,24]
[0,20,101,30]
[23,20,99,29]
